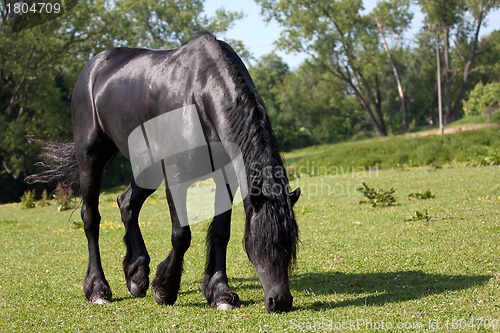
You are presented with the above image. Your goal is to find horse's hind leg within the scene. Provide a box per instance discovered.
[202,180,240,310]
[76,137,117,304]
[152,185,191,305]
[117,182,155,297]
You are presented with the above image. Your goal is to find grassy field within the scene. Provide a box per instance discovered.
[1,132,499,332]
[284,128,499,173]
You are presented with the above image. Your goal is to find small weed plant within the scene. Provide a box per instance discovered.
[38,189,49,207]
[54,183,74,212]
[20,190,36,209]
[357,182,397,207]
[468,149,500,166]
[407,209,433,223]
[408,189,436,200]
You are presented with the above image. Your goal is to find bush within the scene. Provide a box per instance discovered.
[463,82,500,118]
[408,190,436,200]
[20,190,36,209]
[38,189,48,207]
[357,182,397,207]
[468,149,500,166]
[54,183,74,212]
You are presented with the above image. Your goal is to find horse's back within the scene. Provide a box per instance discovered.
[71,32,250,157]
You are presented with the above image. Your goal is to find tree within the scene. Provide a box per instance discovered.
[257,0,413,136]
[250,52,290,118]
[403,33,443,127]
[113,0,244,49]
[0,0,245,202]
[372,0,413,130]
[417,0,500,122]
[275,61,371,148]
[475,30,500,83]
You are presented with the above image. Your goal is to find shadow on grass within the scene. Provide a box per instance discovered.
[291,270,492,310]
[113,271,490,310]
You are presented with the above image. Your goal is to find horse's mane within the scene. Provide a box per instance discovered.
[197,32,298,276]
[195,32,287,197]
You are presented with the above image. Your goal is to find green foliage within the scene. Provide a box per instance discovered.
[417,0,465,27]
[54,183,74,212]
[463,82,500,117]
[407,209,433,222]
[476,30,500,82]
[112,0,244,50]
[250,53,319,150]
[20,190,36,209]
[0,0,245,203]
[38,189,49,207]
[249,52,290,118]
[273,61,371,150]
[257,0,413,136]
[468,149,500,166]
[285,128,500,170]
[72,220,84,230]
[415,0,500,122]
[357,182,397,207]
[408,189,436,200]
[451,110,500,125]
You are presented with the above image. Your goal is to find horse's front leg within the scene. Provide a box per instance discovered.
[118,181,154,297]
[151,185,191,305]
[202,181,240,310]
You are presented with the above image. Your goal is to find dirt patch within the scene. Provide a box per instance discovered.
[409,123,500,138]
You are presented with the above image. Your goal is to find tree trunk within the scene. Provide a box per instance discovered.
[451,5,485,118]
[436,35,444,135]
[376,19,408,131]
[443,25,453,123]
[310,53,388,137]
[351,83,388,136]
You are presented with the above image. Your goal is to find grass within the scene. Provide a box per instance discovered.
[450,111,500,126]
[284,128,499,173]
[1,129,499,332]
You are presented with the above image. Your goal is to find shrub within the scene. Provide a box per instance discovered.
[20,190,36,209]
[463,82,500,118]
[407,209,432,223]
[38,189,49,207]
[468,149,500,166]
[357,182,396,207]
[408,190,436,200]
[54,183,74,212]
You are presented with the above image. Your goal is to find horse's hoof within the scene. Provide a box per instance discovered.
[152,289,164,305]
[91,298,111,305]
[128,281,147,298]
[216,302,238,311]
[152,288,177,305]
[87,288,112,304]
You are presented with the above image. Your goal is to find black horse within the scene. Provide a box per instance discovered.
[26,32,300,313]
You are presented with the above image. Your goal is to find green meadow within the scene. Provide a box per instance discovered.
[0,130,499,332]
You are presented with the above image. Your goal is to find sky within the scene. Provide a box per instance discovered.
[204,0,500,69]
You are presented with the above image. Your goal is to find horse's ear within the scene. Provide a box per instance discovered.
[289,187,301,206]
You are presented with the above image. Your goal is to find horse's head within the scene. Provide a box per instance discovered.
[245,186,301,312]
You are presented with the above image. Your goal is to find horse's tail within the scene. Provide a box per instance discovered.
[24,136,79,188]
